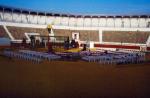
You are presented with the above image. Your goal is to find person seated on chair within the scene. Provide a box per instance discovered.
[41,38,45,48]
[82,44,87,51]
[75,41,79,48]
[104,50,108,54]
[35,39,40,48]
[64,37,70,50]
[30,35,35,49]
[22,38,27,48]
[70,39,76,48]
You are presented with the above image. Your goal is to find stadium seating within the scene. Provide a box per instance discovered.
[0,6,150,51]
[6,26,49,40]
[103,31,150,44]
[0,25,8,38]
[53,29,99,42]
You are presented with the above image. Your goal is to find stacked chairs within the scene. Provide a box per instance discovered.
[43,54,61,61]
[79,51,91,56]
[80,51,105,57]
[55,52,79,61]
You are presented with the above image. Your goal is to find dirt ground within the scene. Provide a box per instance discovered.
[0,56,150,98]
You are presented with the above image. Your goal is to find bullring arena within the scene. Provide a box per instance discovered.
[0,5,150,97]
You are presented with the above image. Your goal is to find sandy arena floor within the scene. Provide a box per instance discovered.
[0,56,150,98]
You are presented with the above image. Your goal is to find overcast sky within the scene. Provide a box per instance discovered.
[0,0,150,15]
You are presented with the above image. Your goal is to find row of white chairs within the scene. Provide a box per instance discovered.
[3,50,42,63]
[3,50,61,63]
[19,50,61,61]
[82,52,145,65]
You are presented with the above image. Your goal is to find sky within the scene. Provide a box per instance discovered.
[0,0,150,15]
